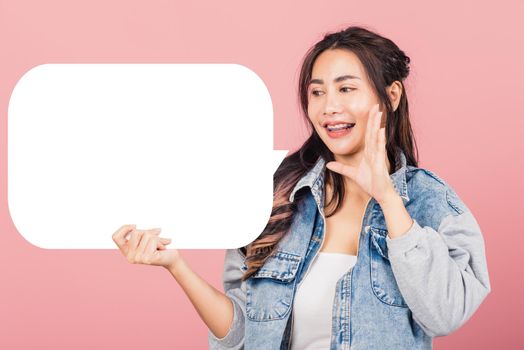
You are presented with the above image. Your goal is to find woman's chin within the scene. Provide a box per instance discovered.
[318,133,361,157]
[327,144,356,155]
[328,145,361,159]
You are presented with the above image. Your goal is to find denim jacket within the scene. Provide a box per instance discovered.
[208,148,491,349]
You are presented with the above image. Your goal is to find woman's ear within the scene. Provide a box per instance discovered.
[386,81,403,112]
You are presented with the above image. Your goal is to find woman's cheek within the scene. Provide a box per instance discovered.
[307,108,322,131]
[349,93,373,115]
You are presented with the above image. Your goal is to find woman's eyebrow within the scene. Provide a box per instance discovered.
[309,74,361,85]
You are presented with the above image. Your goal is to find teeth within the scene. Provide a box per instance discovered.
[326,123,354,130]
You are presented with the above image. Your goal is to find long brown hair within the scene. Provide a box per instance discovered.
[241,25,419,281]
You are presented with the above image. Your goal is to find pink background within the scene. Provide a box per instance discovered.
[1,0,522,349]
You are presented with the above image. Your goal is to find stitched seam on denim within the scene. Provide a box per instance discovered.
[369,234,408,308]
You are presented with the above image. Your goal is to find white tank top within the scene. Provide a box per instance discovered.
[291,252,357,350]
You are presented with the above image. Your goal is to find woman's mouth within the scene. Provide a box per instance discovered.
[325,123,355,138]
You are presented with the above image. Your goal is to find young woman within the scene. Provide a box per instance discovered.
[112,26,491,349]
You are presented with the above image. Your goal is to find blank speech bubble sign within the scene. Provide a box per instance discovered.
[8,64,288,249]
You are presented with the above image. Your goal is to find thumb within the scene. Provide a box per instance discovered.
[156,237,171,250]
[326,161,357,180]
[159,237,171,244]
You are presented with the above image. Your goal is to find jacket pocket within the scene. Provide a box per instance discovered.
[246,250,301,321]
[369,227,408,307]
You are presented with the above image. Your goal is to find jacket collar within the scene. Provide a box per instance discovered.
[289,148,410,206]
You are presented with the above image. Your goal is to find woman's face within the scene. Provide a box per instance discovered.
[307,49,382,160]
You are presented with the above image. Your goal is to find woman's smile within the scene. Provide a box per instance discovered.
[324,122,355,138]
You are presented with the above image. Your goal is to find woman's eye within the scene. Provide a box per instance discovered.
[340,87,354,93]
[311,90,323,96]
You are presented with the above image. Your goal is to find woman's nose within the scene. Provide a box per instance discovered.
[323,91,343,115]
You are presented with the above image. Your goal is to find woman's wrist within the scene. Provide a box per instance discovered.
[165,254,187,278]
[376,186,399,207]
[378,189,414,239]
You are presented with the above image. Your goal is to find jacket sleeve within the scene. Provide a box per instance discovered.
[208,248,246,349]
[385,187,491,337]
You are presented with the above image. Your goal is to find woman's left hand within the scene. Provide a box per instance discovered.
[325,103,396,205]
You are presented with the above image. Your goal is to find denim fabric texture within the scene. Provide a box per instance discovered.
[208,148,491,350]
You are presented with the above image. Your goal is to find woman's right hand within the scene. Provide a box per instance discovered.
[113,225,236,340]
[112,224,182,270]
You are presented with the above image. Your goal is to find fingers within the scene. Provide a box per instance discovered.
[159,237,172,245]
[144,236,159,264]
[112,224,136,249]
[366,103,384,155]
[365,104,378,152]
[379,127,386,152]
[326,161,357,180]
[125,228,171,265]
[157,237,171,250]
[134,231,152,263]
[371,105,382,153]
[127,229,144,263]
[375,111,383,151]
[150,228,162,235]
